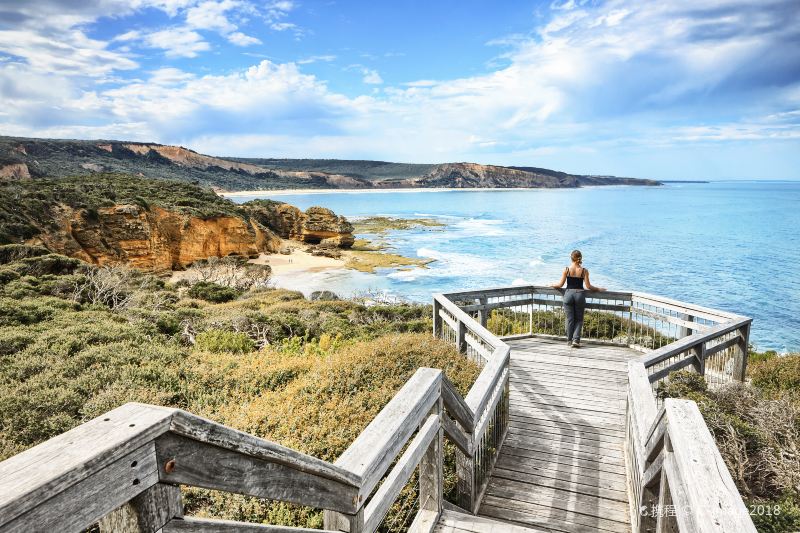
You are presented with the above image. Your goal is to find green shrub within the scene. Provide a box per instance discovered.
[195,329,255,354]
[0,267,20,284]
[187,281,242,303]
[750,353,800,392]
[0,244,49,265]
[748,496,800,533]
[656,369,707,400]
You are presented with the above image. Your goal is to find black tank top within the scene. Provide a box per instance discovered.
[565,267,585,289]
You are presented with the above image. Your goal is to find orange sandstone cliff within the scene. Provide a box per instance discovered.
[35,204,282,273]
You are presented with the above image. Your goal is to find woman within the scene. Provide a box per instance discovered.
[552,250,605,347]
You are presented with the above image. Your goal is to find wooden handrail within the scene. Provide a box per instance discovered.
[626,361,757,532]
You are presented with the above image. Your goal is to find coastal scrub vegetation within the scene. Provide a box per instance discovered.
[659,351,800,533]
[0,244,480,530]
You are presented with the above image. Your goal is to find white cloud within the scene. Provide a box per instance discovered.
[185,0,239,33]
[362,69,383,85]
[227,31,261,46]
[298,54,336,65]
[143,27,210,57]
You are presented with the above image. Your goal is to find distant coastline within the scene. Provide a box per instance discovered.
[660,180,710,183]
[221,184,653,197]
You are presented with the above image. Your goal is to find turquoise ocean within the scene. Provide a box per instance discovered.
[231,182,800,352]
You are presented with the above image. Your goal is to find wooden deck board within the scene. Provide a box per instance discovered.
[477,337,638,533]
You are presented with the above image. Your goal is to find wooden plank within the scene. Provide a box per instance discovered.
[99,482,183,533]
[510,353,628,372]
[363,414,440,533]
[441,376,474,433]
[628,361,658,443]
[631,292,740,322]
[509,396,626,419]
[464,333,492,361]
[500,438,625,466]
[163,516,338,532]
[435,509,549,533]
[442,413,472,456]
[508,412,625,437]
[464,347,509,425]
[499,445,626,474]
[484,478,630,522]
[493,448,627,478]
[169,410,359,487]
[647,356,698,383]
[663,400,757,532]
[493,456,627,490]
[507,424,625,447]
[155,432,358,514]
[0,403,175,529]
[2,442,159,533]
[630,306,711,332]
[509,388,625,409]
[508,402,625,427]
[510,372,627,394]
[509,409,626,434]
[511,375,626,396]
[490,466,629,503]
[335,368,441,500]
[505,428,625,453]
[479,495,629,533]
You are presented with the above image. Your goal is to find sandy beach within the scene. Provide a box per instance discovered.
[249,248,345,275]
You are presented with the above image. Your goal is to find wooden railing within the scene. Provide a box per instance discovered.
[440,284,755,532]
[432,293,510,513]
[0,368,479,533]
[0,284,755,532]
[626,362,757,532]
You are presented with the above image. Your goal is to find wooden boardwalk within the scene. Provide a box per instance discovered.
[472,337,640,533]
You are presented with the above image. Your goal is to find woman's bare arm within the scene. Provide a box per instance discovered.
[584,270,606,292]
[552,268,568,289]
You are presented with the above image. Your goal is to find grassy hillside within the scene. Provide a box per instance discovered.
[0,245,479,530]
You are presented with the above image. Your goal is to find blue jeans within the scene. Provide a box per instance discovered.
[563,289,586,342]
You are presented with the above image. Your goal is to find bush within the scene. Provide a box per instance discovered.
[187,281,242,303]
[195,329,255,354]
[656,369,707,400]
[0,244,49,265]
[750,353,800,392]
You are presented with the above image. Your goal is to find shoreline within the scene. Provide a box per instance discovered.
[220,184,656,197]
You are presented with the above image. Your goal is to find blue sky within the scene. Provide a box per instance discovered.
[0,0,799,180]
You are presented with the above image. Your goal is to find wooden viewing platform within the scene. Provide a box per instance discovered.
[0,285,759,533]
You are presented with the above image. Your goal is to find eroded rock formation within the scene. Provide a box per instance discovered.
[35,204,282,273]
[0,163,31,180]
[244,202,355,248]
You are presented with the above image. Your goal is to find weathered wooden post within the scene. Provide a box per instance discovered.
[677,312,694,338]
[323,509,365,532]
[433,297,442,339]
[691,344,706,375]
[419,397,444,522]
[99,483,183,533]
[476,296,488,328]
[456,318,467,354]
[733,321,751,381]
